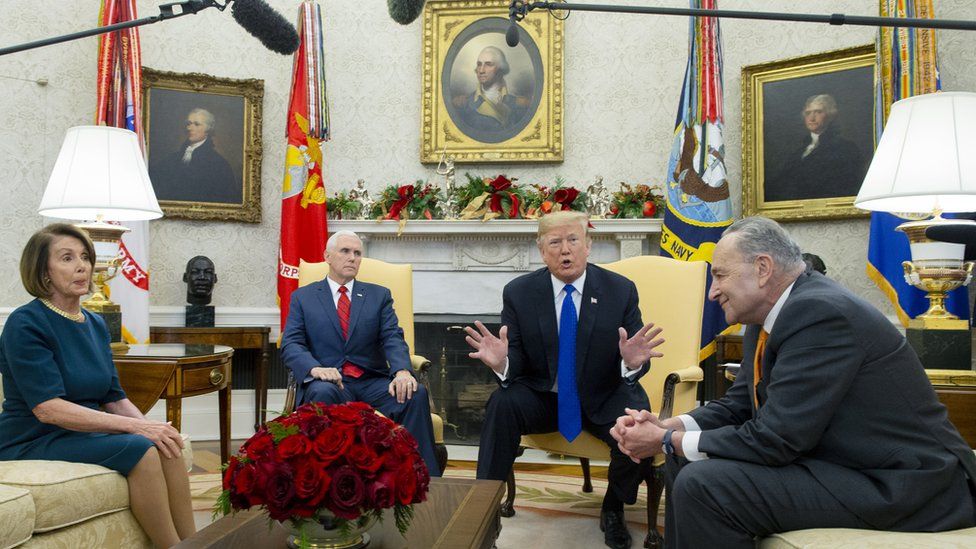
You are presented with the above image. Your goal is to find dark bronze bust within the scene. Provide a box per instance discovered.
[183,255,217,306]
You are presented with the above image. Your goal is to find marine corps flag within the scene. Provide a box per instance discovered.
[277,1,331,333]
[96,0,152,344]
[867,0,969,326]
[659,0,734,360]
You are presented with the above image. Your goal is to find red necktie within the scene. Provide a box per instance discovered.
[337,286,363,379]
[752,329,769,409]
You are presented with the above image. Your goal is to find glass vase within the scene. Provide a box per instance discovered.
[284,511,378,549]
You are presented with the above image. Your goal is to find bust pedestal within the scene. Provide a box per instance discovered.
[906,318,971,370]
[185,305,215,327]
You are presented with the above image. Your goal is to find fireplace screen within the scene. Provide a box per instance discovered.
[415,316,502,445]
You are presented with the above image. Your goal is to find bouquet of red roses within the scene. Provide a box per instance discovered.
[215,402,430,540]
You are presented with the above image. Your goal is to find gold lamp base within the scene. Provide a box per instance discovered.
[82,275,129,354]
[902,261,973,329]
[76,219,130,353]
[897,216,975,328]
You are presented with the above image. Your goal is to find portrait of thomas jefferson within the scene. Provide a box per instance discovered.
[764,94,868,202]
[148,107,241,204]
[443,20,543,144]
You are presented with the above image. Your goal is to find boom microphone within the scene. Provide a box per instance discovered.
[926,218,976,261]
[505,19,520,47]
[926,223,976,245]
[388,0,427,25]
[230,0,300,55]
[506,0,526,47]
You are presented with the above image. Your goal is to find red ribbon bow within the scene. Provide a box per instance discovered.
[387,184,416,220]
[552,188,580,210]
[487,176,520,218]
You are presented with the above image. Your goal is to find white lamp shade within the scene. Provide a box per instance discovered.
[38,126,163,221]
[854,91,976,213]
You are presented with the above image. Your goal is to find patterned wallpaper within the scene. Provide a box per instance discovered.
[0,0,973,316]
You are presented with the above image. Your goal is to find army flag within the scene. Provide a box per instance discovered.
[866,0,968,326]
[277,1,331,334]
[659,0,734,360]
[96,0,152,344]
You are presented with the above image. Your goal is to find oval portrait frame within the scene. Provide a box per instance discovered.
[442,17,544,144]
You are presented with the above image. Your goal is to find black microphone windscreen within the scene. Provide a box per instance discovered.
[505,23,520,47]
[926,223,976,261]
[388,0,426,25]
[926,224,976,245]
[231,0,300,55]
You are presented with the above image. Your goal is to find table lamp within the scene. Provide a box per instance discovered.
[38,126,163,349]
[855,91,976,369]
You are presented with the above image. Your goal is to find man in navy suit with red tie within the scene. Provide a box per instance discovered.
[281,230,441,476]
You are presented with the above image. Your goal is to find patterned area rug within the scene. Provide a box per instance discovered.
[190,461,663,548]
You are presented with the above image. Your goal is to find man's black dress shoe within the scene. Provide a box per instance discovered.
[599,509,632,549]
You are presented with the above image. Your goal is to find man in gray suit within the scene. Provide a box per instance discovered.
[611,216,976,549]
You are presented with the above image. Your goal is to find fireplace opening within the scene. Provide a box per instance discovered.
[415,314,501,446]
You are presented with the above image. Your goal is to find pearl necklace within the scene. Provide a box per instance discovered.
[40,298,85,323]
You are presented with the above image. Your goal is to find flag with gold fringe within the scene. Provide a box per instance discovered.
[867,0,968,326]
[659,0,734,360]
[278,0,331,334]
[96,0,151,344]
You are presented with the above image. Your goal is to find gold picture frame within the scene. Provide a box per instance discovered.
[741,44,875,222]
[421,0,564,163]
[142,68,264,222]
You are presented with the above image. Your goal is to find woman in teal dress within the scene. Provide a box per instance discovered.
[0,224,195,547]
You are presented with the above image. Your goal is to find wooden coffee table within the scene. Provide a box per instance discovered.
[176,477,504,548]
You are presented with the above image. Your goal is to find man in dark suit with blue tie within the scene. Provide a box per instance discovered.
[465,211,665,548]
[281,230,441,476]
[612,216,976,549]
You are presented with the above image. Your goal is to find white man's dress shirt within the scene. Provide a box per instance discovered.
[495,272,640,386]
[181,138,207,164]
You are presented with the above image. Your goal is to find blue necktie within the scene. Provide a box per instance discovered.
[558,284,582,441]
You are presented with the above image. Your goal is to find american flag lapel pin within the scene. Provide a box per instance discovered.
[591,297,598,304]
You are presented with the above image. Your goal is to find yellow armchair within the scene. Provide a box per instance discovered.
[513,256,707,549]
[281,258,447,473]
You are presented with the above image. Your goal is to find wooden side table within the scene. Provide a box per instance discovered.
[926,369,976,448]
[114,344,234,464]
[151,326,271,431]
[714,333,743,398]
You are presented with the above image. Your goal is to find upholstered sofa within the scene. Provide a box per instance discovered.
[0,461,151,549]
[761,453,976,548]
[760,526,976,548]
[0,375,151,549]
[719,367,976,548]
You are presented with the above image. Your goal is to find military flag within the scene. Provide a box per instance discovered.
[277,1,331,333]
[96,0,151,344]
[867,0,968,326]
[660,0,734,360]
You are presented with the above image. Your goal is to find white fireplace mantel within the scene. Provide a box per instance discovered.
[331,218,662,269]
[329,219,663,314]
[330,218,661,236]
